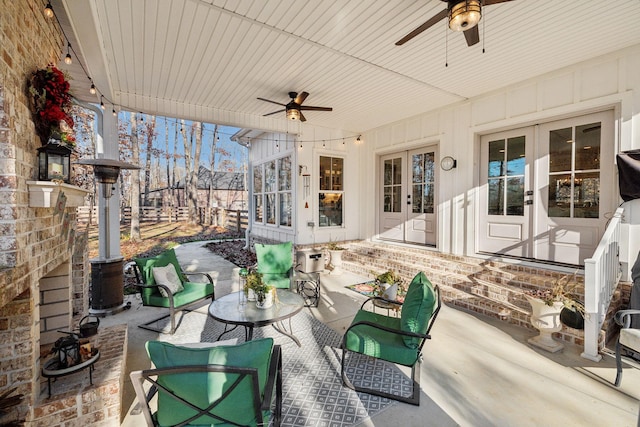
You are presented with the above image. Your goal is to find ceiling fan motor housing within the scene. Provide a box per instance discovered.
[448,0,482,31]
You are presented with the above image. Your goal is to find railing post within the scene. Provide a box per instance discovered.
[582,258,602,362]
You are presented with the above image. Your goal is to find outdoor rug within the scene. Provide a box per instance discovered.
[154,308,412,427]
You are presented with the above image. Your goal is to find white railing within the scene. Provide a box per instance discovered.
[581,207,625,361]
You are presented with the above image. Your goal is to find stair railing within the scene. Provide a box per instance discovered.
[581,207,624,361]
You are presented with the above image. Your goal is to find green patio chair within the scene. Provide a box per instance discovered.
[254,242,294,289]
[127,248,214,334]
[341,271,441,405]
[130,338,282,426]
[614,309,640,386]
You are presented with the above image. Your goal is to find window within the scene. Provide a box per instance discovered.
[252,155,292,227]
[487,136,526,216]
[319,156,343,227]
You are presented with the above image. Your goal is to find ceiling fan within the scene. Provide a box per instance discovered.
[257,91,332,122]
[395,0,515,47]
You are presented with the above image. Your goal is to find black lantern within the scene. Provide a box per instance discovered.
[37,143,72,183]
[52,333,81,368]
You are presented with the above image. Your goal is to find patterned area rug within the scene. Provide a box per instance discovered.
[155,309,409,427]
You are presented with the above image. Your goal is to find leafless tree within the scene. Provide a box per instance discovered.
[129,112,141,242]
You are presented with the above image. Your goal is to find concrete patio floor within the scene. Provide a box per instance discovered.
[103,241,640,427]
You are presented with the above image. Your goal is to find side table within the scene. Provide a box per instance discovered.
[294,271,321,307]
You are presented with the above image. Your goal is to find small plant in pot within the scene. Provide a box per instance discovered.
[246,271,274,309]
[524,271,585,328]
[372,270,405,302]
[326,240,347,274]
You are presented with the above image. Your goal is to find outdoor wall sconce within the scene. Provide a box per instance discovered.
[38,143,72,183]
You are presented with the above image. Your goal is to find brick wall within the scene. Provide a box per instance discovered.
[0,1,100,424]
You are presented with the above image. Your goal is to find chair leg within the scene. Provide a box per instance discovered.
[138,309,186,335]
[615,339,623,387]
[340,348,421,406]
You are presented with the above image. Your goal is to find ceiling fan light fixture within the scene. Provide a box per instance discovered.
[286,107,301,121]
[448,0,482,32]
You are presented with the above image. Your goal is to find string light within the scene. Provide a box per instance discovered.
[64,42,72,64]
[100,96,105,110]
[112,108,117,117]
[89,83,96,95]
[44,1,54,18]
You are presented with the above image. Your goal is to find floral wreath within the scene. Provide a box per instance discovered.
[28,64,75,147]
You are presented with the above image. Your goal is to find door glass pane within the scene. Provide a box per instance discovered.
[384,187,392,212]
[549,127,572,173]
[574,172,599,218]
[384,160,393,185]
[412,184,422,213]
[506,177,524,216]
[392,186,401,212]
[488,178,504,215]
[548,174,572,218]
[424,183,434,214]
[393,158,402,185]
[575,122,600,171]
[488,139,505,177]
[425,152,435,182]
[506,136,525,176]
[412,154,423,183]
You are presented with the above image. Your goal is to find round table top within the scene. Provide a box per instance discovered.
[208,289,304,328]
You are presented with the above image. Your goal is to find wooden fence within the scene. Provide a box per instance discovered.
[77,206,249,231]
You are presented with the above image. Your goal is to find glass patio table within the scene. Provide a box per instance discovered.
[208,289,304,346]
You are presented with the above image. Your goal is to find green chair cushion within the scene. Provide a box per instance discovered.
[135,249,185,300]
[344,310,420,366]
[146,338,274,426]
[144,281,214,307]
[400,272,437,349]
[256,242,293,289]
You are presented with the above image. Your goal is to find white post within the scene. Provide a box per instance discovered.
[582,258,602,361]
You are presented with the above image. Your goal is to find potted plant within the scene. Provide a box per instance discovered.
[523,272,585,352]
[373,270,405,302]
[246,271,274,309]
[326,240,346,275]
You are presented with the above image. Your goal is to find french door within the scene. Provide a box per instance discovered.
[379,146,437,246]
[478,111,615,265]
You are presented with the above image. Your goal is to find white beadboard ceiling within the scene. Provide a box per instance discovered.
[60,0,640,134]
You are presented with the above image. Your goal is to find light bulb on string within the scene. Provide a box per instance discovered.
[356,135,362,144]
[89,83,96,95]
[112,108,117,117]
[100,96,105,110]
[64,43,72,65]
[44,1,54,18]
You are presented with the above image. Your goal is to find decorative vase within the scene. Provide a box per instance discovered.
[247,288,256,301]
[329,250,344,275]
[255,290,273,309]
[525,295,564,353]
[378,282,398,300]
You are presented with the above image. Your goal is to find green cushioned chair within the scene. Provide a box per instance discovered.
[254,242,294,289]
[341,271,441,405]
[126,248,215,334]
[130,338,282,426]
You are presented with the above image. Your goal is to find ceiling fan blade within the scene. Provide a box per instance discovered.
[294,91,309,105]
[484,0,515,5]
[257,97,286,107]
[299,111,307,122]
[395,8,448,46]
[299,106,332,112]
[263,109,285,117]
[463,25,480,46]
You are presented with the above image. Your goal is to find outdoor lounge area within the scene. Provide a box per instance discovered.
[102,241,640,427]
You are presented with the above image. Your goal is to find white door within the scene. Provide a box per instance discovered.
[479,128,534,257]
[379,147,437,246]
[478,111,615,265]
[535,110,615,265]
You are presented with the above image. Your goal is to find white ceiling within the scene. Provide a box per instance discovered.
[60,0,640,134]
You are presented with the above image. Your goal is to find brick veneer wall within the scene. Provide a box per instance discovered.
[0,1,99,424]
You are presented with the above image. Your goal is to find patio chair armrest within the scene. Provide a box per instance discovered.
[615,309,640,328]
[344,320,430,341]
[183,271,214,284]
[124,261,144,284]
[359,296,403,310]
[129,370,156,427]
[261,345,282,411]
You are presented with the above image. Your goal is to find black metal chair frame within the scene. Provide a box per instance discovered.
[130,345,282,427]
[124,261,214,335]
[340,285,441,405]
[614,309,640,386]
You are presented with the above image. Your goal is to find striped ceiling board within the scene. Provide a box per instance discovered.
[62,0,640,133]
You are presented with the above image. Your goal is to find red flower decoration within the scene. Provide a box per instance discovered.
[29,64,75,145]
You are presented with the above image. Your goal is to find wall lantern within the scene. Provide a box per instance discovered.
[37,143,72,183]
